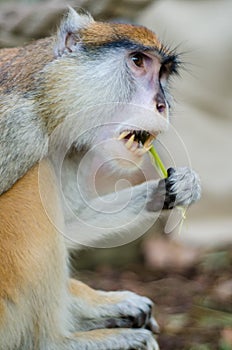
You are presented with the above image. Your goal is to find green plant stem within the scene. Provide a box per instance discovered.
[149,145,168,178]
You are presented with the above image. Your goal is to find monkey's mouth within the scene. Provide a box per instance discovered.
[117,130,157,156]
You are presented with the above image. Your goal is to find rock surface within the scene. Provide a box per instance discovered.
[0,0,154,48]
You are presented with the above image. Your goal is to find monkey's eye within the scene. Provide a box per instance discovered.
[131,53,145,68]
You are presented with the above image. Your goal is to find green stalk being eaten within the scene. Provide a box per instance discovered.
[149,144,187,233]
[149,145,168,179]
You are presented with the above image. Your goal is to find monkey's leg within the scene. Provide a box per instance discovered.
[68,279,159,333]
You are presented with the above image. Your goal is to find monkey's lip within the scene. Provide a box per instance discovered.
[116,129,158,156]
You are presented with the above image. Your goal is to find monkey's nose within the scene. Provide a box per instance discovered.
[155,91,167,115]
[156,102,166,114]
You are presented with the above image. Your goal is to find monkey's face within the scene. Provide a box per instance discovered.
[50,14,180,172]
[88,48,178,172]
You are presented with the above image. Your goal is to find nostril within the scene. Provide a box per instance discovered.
[156,102,166,114]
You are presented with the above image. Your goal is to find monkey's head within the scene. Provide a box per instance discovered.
[42,8,180,171]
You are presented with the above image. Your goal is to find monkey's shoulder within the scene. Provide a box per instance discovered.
[0,37,55,94]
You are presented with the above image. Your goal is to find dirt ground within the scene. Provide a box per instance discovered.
[74,244,232,350]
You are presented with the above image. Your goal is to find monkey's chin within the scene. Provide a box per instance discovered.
[101,139,147,172]
[105,129,156,171]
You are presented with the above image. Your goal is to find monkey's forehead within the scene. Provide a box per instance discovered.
[78,22,170,57]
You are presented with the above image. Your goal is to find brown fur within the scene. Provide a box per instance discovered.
[0,161,65,306]
[0,38,54,94]
[79,22,162,48]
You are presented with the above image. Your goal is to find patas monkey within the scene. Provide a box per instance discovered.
[0,8,201,350]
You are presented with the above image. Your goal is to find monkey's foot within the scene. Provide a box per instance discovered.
[77,290,159,334]
[60,328,159,350]
[104,291,159,333]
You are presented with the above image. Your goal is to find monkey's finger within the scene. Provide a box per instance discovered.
[146,317,160,334]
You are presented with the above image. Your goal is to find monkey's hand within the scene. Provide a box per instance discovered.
[147,167,201,211]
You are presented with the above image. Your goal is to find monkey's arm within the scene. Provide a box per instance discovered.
[62,167,199,336]
[65,167,200,246]
[0,100,48,195]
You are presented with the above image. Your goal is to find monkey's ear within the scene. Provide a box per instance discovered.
[54,7,94,57]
